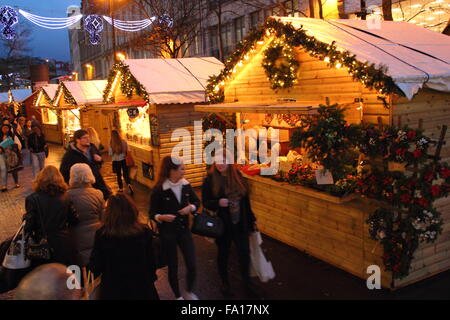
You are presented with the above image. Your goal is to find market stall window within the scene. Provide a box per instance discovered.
[62,109,81,133]
[118,106,151,146]
[42,107,58,125]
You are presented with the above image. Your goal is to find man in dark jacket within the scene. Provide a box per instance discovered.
[60,129,111,200]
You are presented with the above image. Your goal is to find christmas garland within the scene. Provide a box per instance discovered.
[207,18,403,104]
[358,122,449,279]
[53,83,77,106]
[103,61,150,104]
[262,38,299,90]
[360,124,430,164]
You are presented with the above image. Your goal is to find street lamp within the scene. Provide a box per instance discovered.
[116,52,126,61]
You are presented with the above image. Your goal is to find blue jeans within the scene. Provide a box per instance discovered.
[0,154,7,187]
[31,152,46,178]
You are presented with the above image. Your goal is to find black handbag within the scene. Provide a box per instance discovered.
[191,211,224,238]
[26,195,52,261]
[148,222,166,269]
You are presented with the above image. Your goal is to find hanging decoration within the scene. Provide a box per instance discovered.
[103,16,156,32]
[1,5,174,45]
[157,14,174,28]
[19,9,82,30]
[207,18,404,104]
[0,6,18,40]
[84,15,104,45]
[262,37,299,90]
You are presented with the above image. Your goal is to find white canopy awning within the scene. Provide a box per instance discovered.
[122,57,224,104]
[276,17,450,99]
[11,88,33,103]
[60,80,107,105]
[0,92,9,104]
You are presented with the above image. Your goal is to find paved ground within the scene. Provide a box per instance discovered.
[1,144,450,300]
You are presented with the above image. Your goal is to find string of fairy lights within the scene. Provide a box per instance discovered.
[0,5,173,45]
[207,19,404,103]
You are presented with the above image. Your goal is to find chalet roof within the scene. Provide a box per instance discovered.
[57,80,107,105]
[121,57,224,104]
[276,17,450,99]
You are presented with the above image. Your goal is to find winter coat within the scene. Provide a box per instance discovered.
[28,133,46,154]
[68,187,104,267]
[23,191,79,266]
[149,180,200,234]
[201,173,257,234]
[88,226,159,300]
[59,142,111,200]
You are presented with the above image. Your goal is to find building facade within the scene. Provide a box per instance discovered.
[70,0,449,80]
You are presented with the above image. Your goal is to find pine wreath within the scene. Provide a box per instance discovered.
[262,39,299,90]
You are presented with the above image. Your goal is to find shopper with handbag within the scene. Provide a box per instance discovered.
[88,193,159,300]
[109,130,133,194]
[201,148,258,298]
[28,126,47,178]
[0,124,22,191]
[23,165,79,267]
[149,156,200,300]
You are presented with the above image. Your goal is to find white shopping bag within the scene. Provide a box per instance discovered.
[2,221,31,270]
[249,231,275,283]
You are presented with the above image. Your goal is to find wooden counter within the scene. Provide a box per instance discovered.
[244,174,450,289]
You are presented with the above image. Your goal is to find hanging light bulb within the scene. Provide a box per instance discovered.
[324,57,330,63]
[335,62,342,69]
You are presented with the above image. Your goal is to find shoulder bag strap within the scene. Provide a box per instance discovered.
[32,194,49,240]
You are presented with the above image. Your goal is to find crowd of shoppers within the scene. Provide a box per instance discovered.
[1,115,260,300]
[0,112,47,192]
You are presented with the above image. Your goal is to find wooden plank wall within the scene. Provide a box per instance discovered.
[392,89,450,287]
[80,109,116,149]
[157,104,206,187]
[246,176,394,288]
[224,45,390,125]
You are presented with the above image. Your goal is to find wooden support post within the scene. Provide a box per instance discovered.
[433,125,448,164]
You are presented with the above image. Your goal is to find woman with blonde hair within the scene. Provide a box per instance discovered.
[109,129,132,194]
[23,165,79,266]
[89,193,159,300]
[67,163,105,267]
[86,127,103,152]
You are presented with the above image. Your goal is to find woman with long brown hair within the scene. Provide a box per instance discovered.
[23,165,79,266]
[109,130,132,194]
[88,193,158,300]
[201,149,257,298]
[149,156,200,300]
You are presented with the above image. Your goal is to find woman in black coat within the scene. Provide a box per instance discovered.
[89,193,158,300]
[149,156,200,300]
[201,150,257,297]
[23,165,79,266]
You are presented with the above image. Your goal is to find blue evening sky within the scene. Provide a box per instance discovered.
[0,0,81,62]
